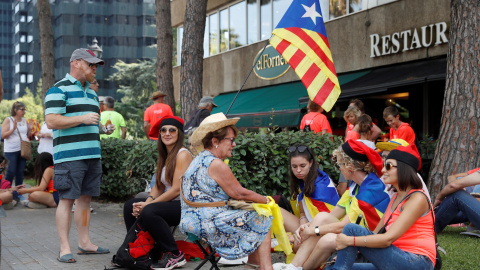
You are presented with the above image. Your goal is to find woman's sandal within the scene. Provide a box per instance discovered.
[242,262,260,269]
[57,253,76,263]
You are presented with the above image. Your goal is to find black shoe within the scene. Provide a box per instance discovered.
[151,251,187,270]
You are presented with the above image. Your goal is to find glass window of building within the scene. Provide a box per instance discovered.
[27,74,33,83]
[260,0,272,40]
[273,0,292,28]
[229,1,246,49]
[247,0,258,43]
[209,13,218,55]
[329,0,347,19]
[349,0,363,13]
[219,8,229,52]
[204,19,209,58]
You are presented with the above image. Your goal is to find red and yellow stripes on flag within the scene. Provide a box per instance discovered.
[270,27,341,112]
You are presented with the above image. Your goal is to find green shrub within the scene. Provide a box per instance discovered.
[100,139,157,199]
[229,129,343,198]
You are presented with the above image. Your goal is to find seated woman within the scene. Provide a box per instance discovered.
[326,145,436,270]
[273,140,390,270]
[18,152,58,208]
[0,155,20,207]
[180,113,274,270]
[123,116,193,270]
[281,145,340,250]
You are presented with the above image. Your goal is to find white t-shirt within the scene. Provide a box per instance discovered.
[160,148,193,201]
[37,122,54,155]
[4,117,28,153]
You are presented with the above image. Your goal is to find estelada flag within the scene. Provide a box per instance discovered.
[337,173,390,231]
[270,0,340,112]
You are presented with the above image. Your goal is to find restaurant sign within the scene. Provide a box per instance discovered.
[253,45,290,80]
[370,22,449,58]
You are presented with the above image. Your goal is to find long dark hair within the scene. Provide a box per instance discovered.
[289,145,318,199]
[156,129,186,187]
[396,160,422,191]
[34,152,54,186]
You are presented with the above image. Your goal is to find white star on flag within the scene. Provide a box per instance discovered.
[302,3,322,25]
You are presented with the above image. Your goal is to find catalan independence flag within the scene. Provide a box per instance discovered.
[296,169,340,221]
[337,173,390,231]
[270,0,340,112]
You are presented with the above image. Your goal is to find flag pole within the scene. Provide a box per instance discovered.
[225,36,272,116]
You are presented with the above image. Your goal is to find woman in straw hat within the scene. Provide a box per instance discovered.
[273,140,390,270]
[326,145,436,270]
[123,116,193,270]
[180,113,274,270]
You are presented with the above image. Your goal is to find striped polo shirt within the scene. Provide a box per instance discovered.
[44,73,101,164]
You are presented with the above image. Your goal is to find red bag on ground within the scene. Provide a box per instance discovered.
[129,230,155,259]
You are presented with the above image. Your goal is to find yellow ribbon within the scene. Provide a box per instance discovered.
[252,196,293,255]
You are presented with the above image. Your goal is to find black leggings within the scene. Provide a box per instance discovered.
[123,197,180,252]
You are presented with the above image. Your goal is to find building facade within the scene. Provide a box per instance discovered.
[171,0,450,139]
[4,0,157,100]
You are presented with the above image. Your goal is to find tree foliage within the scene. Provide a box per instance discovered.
[0,80,44,123]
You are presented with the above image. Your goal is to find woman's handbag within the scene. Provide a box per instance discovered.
[16,123,32,160]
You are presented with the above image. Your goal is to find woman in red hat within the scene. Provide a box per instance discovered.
[122,116,193,270]
[274,140,390,270]
[326,145,436,270]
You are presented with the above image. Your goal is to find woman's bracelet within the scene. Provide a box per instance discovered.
[146,195,154,201]
[299,216,307,221]
[353,236,356,247]
[364,236,367,247]
[265,196,269,204]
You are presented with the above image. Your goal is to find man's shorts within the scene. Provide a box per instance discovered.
[53,159,102,199]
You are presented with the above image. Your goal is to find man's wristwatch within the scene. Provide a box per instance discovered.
[314,226,321,236]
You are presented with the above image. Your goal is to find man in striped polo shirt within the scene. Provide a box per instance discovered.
[45,48,114,263]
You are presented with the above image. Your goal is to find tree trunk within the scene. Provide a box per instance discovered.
[37,0,55,109]
[180,0,207,120]
[427,0,480,198]
[156,0,175,114]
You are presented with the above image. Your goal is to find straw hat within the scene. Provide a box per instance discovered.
[189,113,239,146]
[376,139,409,151]
[151,91,167,100]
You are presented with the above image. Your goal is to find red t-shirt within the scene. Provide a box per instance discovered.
[468,168,480,175]
[345,124,360,142]
[389,122,415,145]
[300,112,332,134]
[144,103,174,140]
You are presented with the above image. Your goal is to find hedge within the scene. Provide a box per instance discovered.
[17,130,343,200]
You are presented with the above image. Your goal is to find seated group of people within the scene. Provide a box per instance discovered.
[0,152,59,209]
[120,111,480,270]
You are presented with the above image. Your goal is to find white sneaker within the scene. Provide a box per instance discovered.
[26,201,47,209]
[273,263,302,270]
[21,200,30,207]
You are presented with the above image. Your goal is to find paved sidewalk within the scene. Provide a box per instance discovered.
[1,202,282,270]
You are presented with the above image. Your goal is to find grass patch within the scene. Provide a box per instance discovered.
[438,226,480,269]
[23,178,36,187]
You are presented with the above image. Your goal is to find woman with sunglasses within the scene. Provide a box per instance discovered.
[1,102,34,190]
[274,140,390,270]
[326,145,436,270]
[180,113,274,270]
[282,145,340,250]
[122,116,193,270]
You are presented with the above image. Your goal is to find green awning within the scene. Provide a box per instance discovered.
[211,81,308,128]
[211,70,371,128]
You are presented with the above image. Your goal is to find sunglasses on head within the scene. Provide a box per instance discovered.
[160,127,177,134]
[384,162,397,171]
[288,145,308,153]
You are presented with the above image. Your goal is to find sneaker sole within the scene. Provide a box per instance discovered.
[459,232,480,238]
[152,258,187,270]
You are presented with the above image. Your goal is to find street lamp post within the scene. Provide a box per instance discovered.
[88,37,103,58]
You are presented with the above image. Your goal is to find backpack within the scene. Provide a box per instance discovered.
[184,109,209,134]
[302,113,320,132]
[108,219,160,270]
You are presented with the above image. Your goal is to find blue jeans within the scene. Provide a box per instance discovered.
[4,151,26,186]
[326,224,433,270]
[435,189,480,232]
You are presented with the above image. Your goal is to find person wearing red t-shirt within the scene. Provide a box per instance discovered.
[144,91,174,140]
[383,106,415,145]
[300,100,332,134]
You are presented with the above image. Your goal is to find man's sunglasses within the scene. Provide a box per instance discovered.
[384,162,397,171]
[160,127,177,134]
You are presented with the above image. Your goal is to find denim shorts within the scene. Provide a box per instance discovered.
[53,159,102,199]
